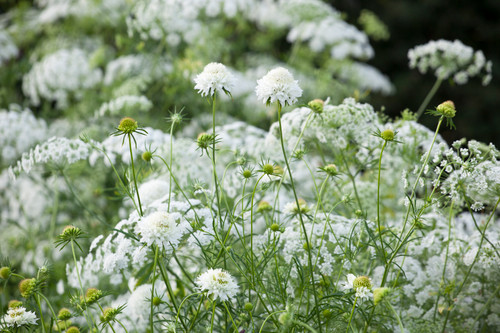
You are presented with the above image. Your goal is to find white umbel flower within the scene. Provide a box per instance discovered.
[255,67,302,106]
[135,211,187,251]
[3,306,38,327]
[194,62,235,97]
[195,268,239,301]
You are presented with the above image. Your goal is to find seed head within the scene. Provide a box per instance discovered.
[19,278,37,298]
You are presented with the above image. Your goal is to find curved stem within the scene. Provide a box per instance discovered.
[376,140,388,263]
[128,133,143,216]
[71,240,93,330]
[38,293,62,332]
[346,297,358,333]
[416,77,443,120]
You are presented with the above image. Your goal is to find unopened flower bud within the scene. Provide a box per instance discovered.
[244,302,253,312]
[8,300,22,308]
[308,99,324,114]
[373,287,390,305]
[436,100,456,118]
[257,201,272,213]
[118,117,138,134]
[270,223,280,232]
[197,133,213,150]
[381,129,395,141]
[66,326,80,333]
[262,163,274,175]
[142,151,153,162]
[0,266,11,279]
[58,308,72,320]
[19,278,37,298]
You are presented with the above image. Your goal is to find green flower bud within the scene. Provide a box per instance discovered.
[244,302,253,312]
[257,201,272,213]
[19,278,37,298]
[8,300,23,308]
[270,223,280,232]
[262,163,274,175]
[153,297,162,306]
[308,99,324,114]
[373,287,390,305]
[58,308,72,320]
[436,100,456,118]
[197,132,213,150]
[66,326,80,333]
[118,117,138,134]
[142,151,153,162]
[322,164,338,176]
[85,288,103,305]
[242,169,253,179]
[0,266,11,279]
[102,307,120,322]
[380,129,395,141]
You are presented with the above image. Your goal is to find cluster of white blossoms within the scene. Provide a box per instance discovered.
[0,30,18,64]
[408,39,492,85]
[35,0,129,24]
[95,95,153,118]
[195,268,239,301]
[194,62,236,97]
[11,137,90,176]
[2,306,38,328]
[135,211,188,251]
[0,105,48,164]
[255,67,303,106]
[22,48,102,108]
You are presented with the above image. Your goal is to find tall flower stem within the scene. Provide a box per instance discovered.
[150,245,159,332]
[38,293,62,332]
[376,140,388,263]
[71,240,93,330]
[210,301,217,333]
[34,294,46,333]
[416,77,442,120]
[277,103,322,332]
[345,297,358,333]
[128,133,143,216]
[211,93,223,228]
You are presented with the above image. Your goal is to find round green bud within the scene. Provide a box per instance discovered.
[118,117,138,134]
[0,266,11,279]
[257,201,272,213]
[373,287,390,305]
[242,169,252,179]
[436,100,456,118]
[308,99,324,114]
[197,132,212,150]
[262,163,274,175]
[102,307,119,322]
[244,302,253,312]
[236,157,246,165]
[142,151,153,162]
[322,309,332,318]
[85,288,103,304]
[380,129,395,141]
[303,242,311,251]
[278,312,291,325]
[8,300,22,308]
[58,308,72,320]
[270,223,280,232]
[322,164,338,176]
[66,326,80,333]
[61,225,81,239]
[353,276,372,290]
[153,296,162,306]
[19,278,36,298]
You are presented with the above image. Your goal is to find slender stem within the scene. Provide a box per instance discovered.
[150,245,159,332]
[34,294,46,333]
[210,300,217,333]
[128,133,143,216]
[277,103,322,332]
[293,319,319,333]
[223,302,239,332]
[71,240,93,330]
[376,140,388,263]
[346,297,358,333]
[416,77,443,120]
[38,293,62,332]
[158,259,188,331]
[168,120,175,211]
[211,93,223,228]
[385,300,404,333]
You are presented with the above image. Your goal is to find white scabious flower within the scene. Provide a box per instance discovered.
[255,67,302,106]
[196,268,239,301]
[408,39,492,85]
[3,306,38,327]
[342,274,373,301]
[194,62,235,97]
[135,211,187,251]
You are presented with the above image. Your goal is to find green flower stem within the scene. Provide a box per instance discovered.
[176,293,201,326]
[71,240,93,330]
[376,140,388,263]
[346,297,358,333]
[441,196,500,333]
[115,319,129,333]
[188,294,205,331]
[277,103,322,332]
[150,245,159,332]
[258,310,286,333]
[97,302,117,333]
[433,201,455,320]
[249,174,266,288]
[416,77,443,120]
[128,133,143,217]
[38,293,62,332]
[211,93,224,228]
[385,300,404,333]
[210,300,217,333]
[34,294,46,333]
[293,319,319,333]
[158,259,188,331]
[223,301,239,332]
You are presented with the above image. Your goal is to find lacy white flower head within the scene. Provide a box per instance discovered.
[135,211,187,251]
[194,62,235,97]
[255,67,302,107]
[195,268,239,302]
[3,306,38,328]
[342,274,373,301]
[408,39,492,86]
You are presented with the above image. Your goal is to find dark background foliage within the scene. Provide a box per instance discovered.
[334,0,500,145]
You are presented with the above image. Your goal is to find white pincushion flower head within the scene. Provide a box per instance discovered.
[195,268,239,302]
[3,306,38,327]
[255,67,302,107]
[135,211,186,251]
[194,62,235,97]
[342,274,373,301]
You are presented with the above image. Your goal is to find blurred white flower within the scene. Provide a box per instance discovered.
[255,67,302,106]
[196,268,239,301]
[194,62,235,97]
[3,306,38,328]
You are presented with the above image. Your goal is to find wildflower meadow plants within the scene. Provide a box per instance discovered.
[1,1,499,333]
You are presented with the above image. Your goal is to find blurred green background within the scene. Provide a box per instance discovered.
[334,0,500,146]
